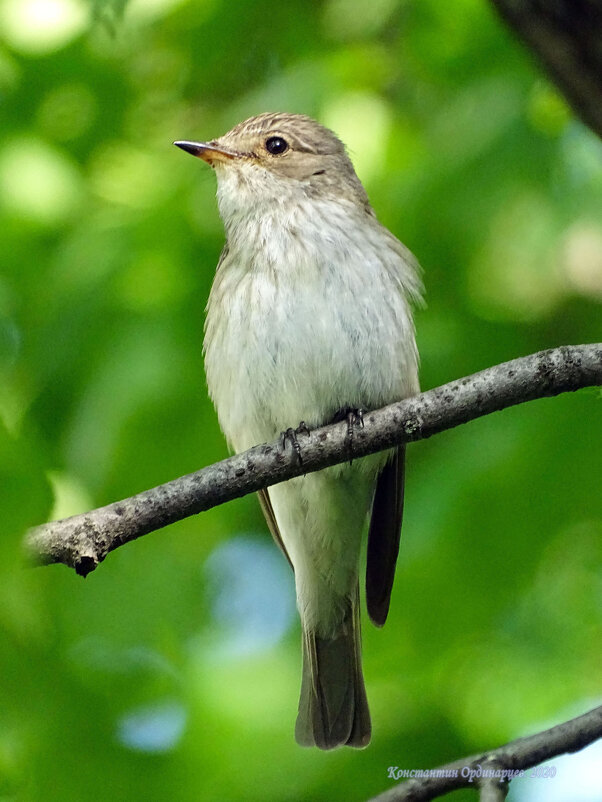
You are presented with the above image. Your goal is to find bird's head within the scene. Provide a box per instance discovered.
[174,112,370,218]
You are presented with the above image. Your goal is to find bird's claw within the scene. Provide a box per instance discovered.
[281,421,311,465]
[346,408,364,440]
[333,407,364,464]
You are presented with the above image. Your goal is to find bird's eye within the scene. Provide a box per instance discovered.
[265,136,289,155]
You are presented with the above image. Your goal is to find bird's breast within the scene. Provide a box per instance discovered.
[203,201,418,453]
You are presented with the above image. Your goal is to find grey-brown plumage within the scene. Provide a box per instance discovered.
[296,590,370,749]
[175,112,422,749]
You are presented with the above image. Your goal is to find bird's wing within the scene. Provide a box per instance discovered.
[366,445,405,627]
[257,488,293,570]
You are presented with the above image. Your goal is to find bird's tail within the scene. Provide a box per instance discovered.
[295,588,371,749]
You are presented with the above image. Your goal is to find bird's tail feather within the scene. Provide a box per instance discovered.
[295,589,370,749]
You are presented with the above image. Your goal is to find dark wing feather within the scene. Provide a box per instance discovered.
[257,489,293,570]
[366,445,406,627]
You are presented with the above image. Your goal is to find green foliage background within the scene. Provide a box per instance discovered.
[0,0,601,800]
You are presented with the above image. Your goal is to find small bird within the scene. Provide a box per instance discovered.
[175,113,422,749]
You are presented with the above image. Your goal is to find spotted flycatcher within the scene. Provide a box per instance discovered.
[175,113,422,749]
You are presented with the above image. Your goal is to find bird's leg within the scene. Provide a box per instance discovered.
[332,407,364,464]
[281,421,311,465]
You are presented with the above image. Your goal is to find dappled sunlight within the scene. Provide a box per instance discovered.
[0,138,83,224]
[47,469,94,521]
[561,223,602,301]
[0,0,87,55]
[190,648,297,733]
[322,91,392,185]
[89,141,178,208]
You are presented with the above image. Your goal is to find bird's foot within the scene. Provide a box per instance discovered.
[281,421,310,466]
[333,407,364,464]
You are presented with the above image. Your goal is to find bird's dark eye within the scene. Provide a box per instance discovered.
[265,136,289,155]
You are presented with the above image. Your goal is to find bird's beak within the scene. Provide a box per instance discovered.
[173,140,238,165]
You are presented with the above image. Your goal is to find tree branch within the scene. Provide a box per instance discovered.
[24,344,601,575]
[490,0,602,138]
[370,703,602,801]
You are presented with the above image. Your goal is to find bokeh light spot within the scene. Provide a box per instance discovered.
[0,0,88,55]
[204,535,296,659]
[116,700,187,753]
[0,138,83,225]
[561,223,602,301]
[90,142,176,208]
[322,92,391,184]
[47,470,93,521]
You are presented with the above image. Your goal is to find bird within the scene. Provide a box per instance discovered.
[174,112,422,749]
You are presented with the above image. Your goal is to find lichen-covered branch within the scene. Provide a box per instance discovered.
[369,703,602,801]
[24,344,602,576]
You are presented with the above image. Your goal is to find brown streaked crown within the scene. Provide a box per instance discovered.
[219,112,347,157]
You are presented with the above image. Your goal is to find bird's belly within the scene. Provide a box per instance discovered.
[204,258,416,453]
